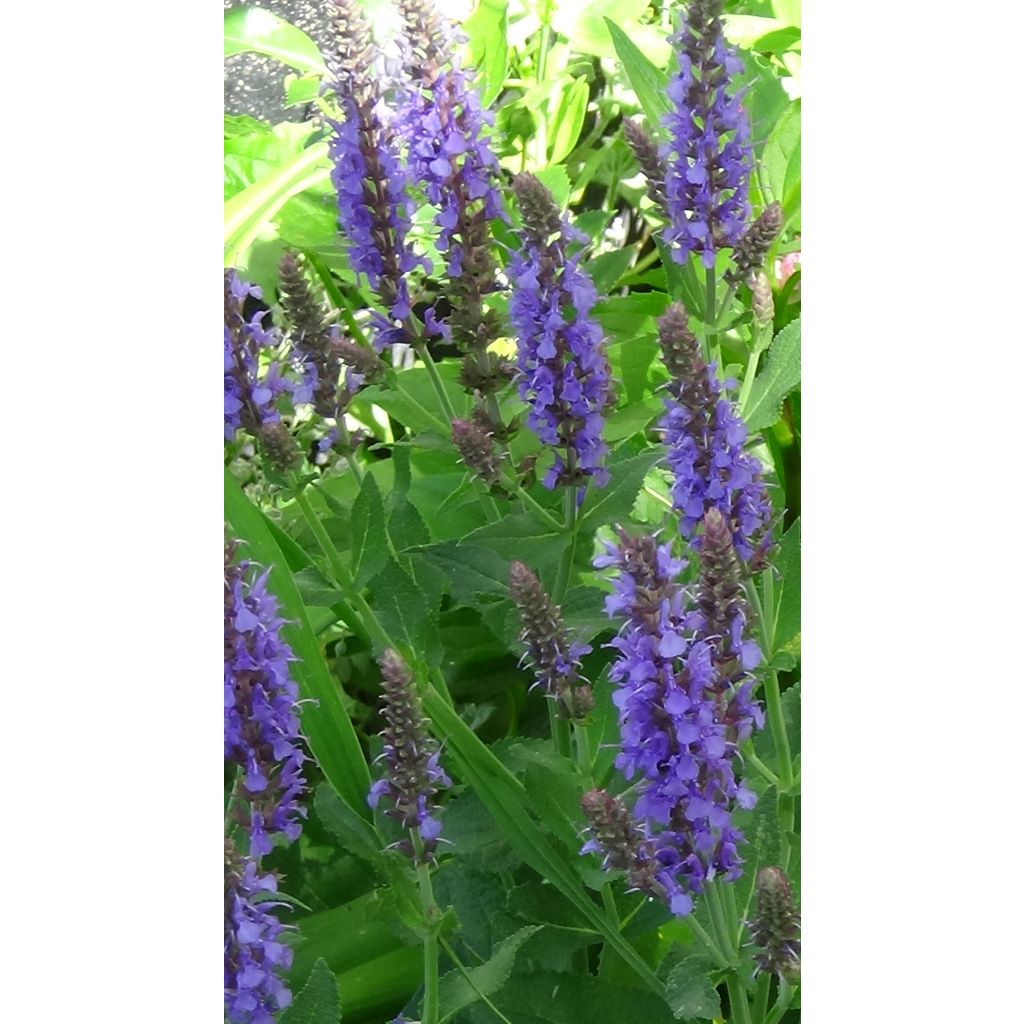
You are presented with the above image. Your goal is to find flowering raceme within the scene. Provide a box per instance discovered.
[589,518,762,915]
[368,649,451,862]
[663,0,752,268]
[224,541,307,858]
[509,173,611,489]
[224,269,288,441]
[397,0,506,358]
[657,302,773,563]
[327,0,425,349]
[224,839,294,1024]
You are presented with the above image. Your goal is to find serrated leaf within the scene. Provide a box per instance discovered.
[294,565,345,607]
[605,17,671,130]
[413,541,511,601]
[368,557,441,667]
[761,102,800,208]
[464,513,566,578]
[483,969,676,1023]
[742,317,801,431]
[388,495,431,550]
[224,7,327,75]
[463,0,508,107]
[580,452,661,531]
[422,692,665,996]
[279,958,341,1024]
[664,956,721,1020]
[439,926,541,1019]
[351,474,389,588]
[225,471,371,821]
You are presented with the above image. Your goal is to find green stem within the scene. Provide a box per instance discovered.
[438,937,513,1024]
[751,974,772,1024]
[548,700,571,759]
[715,283,738,329]
[764,672,794,791]
[726,971,753,1024]
[722,880,741,953]
[705,265,722,369]
[412,835,439,1024]
[705,883,734,964]
[335,419,364,483]
[687,915,731,971]
[738,319,770,413]
[600,884,619,926]
[574,722,592,779]
[533,4,553,165]
[553,486,579,602]
[516,487,563,531]
[290,478,392,652]
[746,751,781,789]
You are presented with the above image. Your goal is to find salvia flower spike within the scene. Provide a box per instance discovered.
[224,540,307,857]
[580,789,664,900]
[592,526,762,915]
[663,0,753,268]
[725,202,784,285]
[751,865,801,982]
[509,172,612,489]
[623,118,668,216]
[224,838,295,1024]
[397,0,506,363]
[657,301,773,563]
[451,417,501,487]
[369,649,451,862]
[224,269,288,442]
[326,0,426,350]
[509,561,593,720]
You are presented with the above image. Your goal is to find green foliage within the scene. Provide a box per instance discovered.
[279,959,342,1024]
[743,317,801,431]
[224,6,327,75]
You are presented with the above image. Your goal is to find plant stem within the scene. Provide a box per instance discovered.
[290,477,392,651]
[726,971,753,1024]
[438,937,514,1024]
[764,980,795,1024]
[738,318,770,412]
[534,3,553,165]
[553,486,579,602]
[412,833,440,1024]
[574,721,592,779]
[705,264,722,369]
[601,884,619,926]
[334,419,364,482]
[751,974,772,1024]
[705,883,735,963]
[764,672,794,792]
[687,915,731,971]
[548,700,571,759]
[722,880,741,951]
[746,751,781,789]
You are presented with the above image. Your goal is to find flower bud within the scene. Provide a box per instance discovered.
[623,118,668,214]
[258,421,302,474]
[751,270,775,325]
[726,203,784,285]
[751,865,801,983]
[452,417,501,486]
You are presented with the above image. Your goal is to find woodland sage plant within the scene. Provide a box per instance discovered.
[224,0,801,1021]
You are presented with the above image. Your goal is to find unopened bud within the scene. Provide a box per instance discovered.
[258,422,302,473]
[726,203,783,285]
[512,173,564,244]
[751,271,774,325]
[452,417,501,485]
[751,866,800,983]
[623,118,668,214]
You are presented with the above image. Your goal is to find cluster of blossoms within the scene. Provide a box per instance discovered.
[224,269,289,443]
[396,0,506,365]
[583,513,762,916]
[509,173,612,489]
[225,540,308,1021]
[368,649,451,862]
[663,0,752,268]
[277,250,384,456]
[509,561,593,719]
[326,0,425,350]
[225,840,295,1024]
[751,865,801,982]
[658,302,773,563]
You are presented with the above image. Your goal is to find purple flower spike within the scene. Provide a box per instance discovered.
[327,0,426,349]
[657,302,773,564]
[662,0,753,268]
[224,269,288,442]
[370,649,451,862]
[224,839,294,1024]
[751,865,801,983]
[225,540,307,856]
[509,173,612,490]
[509,561,593,720]
[591,526,763,915]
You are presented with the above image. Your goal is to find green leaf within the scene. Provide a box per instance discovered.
[463,513,566,579]
[279,958,342,1024]
[761,102,801,211]
[754,680,800,773]
[605,17,671,131]
[368,557,442,668]
[351,474,389,588]
[534,165,571,209]
[482,969,676,1023]
[422,692,665,996]
[224,470,371,820]
[589,248,638,296]
[463,0,508,107]
[742,317,801,431]
[358,365,466,434]
[773,518,800,654]
[549,76,590,164]
[664,956,721,1020]
[557,1,668,63]
[580,452,660,531]
[413,541,510,601]
[595,292,670,338]
[438,926,541,1020]
[224,142,331,267]
[224,6,327,75]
